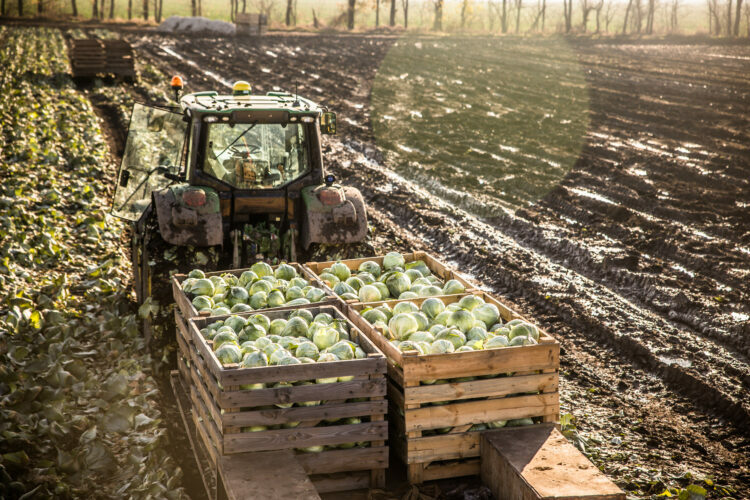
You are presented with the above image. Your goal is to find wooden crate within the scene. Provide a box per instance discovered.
[177,304,388,491]
[481,424,625,500]
[304,251,476,306]
[348,292,560,484]
[172,263,338,320]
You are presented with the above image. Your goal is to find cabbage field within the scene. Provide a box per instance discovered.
[1,19,749,500]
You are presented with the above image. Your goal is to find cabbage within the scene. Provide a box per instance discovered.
[333,282,356,296]
[436,329,466,349]
[412,312,430,331]
[405,260,430,276]
[290,309,314,323]
[287,298,311,306]
[488,420,507,429]
[254,337,272,349]
[485,335,510,349]
[357,272,375,285]
[225,287,250,309]
[389,313,419,340]
[470,303,498,327]
[407,331,435,343]
[398,291,419,300]
[510,322,539,341]
[273,382,294,408]
[181,278,197,292]
[489,322,505,332]
[224,315,247,332]
[240,341,259,354]
[239,324,266,343]
[215,343,242,365]
[358,260,381,278]
[447,310,475,333]
[192,295,214,312]
[405,269,424,283]
[212,306,231,316]
[456,345,475,352]
[283,286,303,301]
[191,278,215,297]
[306,287,327,302]
[428,324,445,335]
[212,331,238,350]
[239,270,258,287]
[295,341,320,360]
[231,304,252,313]
[316,353,341,383]
[383,252,405,270]
[278,356,301,366]
[277,336,297,349]
[268,319,287,336]
[409,284,424,295]
[354,347,366,359]
[314,313,334,325]
[359,285,381,302]
[433,310,453,326]
[327,341,355,360]
[313,327,340,350]
[386,272,411,297]
[250,280,272,295]
[267,290,285,308]
[509,335,536,346]
[393,301,419,315]
[419,285,443,297]
[188,269,205,279]
[283,317,309,337]
[429,339,455,354]
[458,295,484,311]
[398,340,425,354]
[269,349,293,365]
[345,277,364,291]
[274,263,297,281]
[318,272,340,286]
[467,327,489,342]
[442,279,465,295]
[375,304,393,320]
[209,275,227,293]
[298,446,325,453]
[372,282,390,300]
[331,262,352,282]
[418,297,444,319]
[250,261,273,278]
[249,291,268,310]
[362,308,388,324]
[506,319,524,328]
[507,418,535,427]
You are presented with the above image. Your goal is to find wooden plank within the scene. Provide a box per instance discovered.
[405,393,559,432]
[218,357,385,388]
[193,408,219,466]
[189,360,224,433]
[221,399,387,427]
[223,421,388,454]
[404,372,558,405]
[218,450,320,500]
[423,459,480,482]
[219,377,385,408]
[407,431,481,463]
[191,385,224,453]
[310,471,371,494]
[481,424,626,500]
[402,343,559,384]
[296,446,388,475]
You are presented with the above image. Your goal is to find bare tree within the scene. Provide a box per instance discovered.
[142,0,147,19]
[72,0,79,16]
[402,0,409,27]
[109,0,114,18]
[154,0,162,22]
[433,0,443,29]
[733,0,743,34]
[622,0,633,32]
[645,0,656,33]
[528,0,546,31]
[37,0,42,14]
[593,0,604,31]
[513,0,522,32]
[708,0,721,33]
[285,0,293,25]
[17,0,22,15]
[347,0,356,28]
[634,0,643,32]
[580,0,596,31]
[1,0,5,16]
[563,0,573,31]
[191,0,195,15]
[92,0,97,17]
[726,0,732,34]
[375,0,380,26]
[744,0,749,35]
[501,0,508,31]
[668,0,679,31]
[461,0,470,28]
[603,0,616,31]
[389,0,396,25]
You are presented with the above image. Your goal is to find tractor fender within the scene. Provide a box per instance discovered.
[301,184,368,249]
[153,185,223,247]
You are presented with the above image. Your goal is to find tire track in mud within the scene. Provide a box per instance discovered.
[129,33,750,490]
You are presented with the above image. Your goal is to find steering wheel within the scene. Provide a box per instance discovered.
[229,143,261,156]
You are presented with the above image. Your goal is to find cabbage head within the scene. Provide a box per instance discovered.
[383,252,405,270]
[313,327,340,350]
[192,295,213,312]
[345,276,364,291]
[398,340,425,355]
[359,285,381,303]
[419,285,443,297]
[210,276,228,296]
[290,308,314,322]
[295,341,320,360]
[447,310,475,333]
[467,327,489,342]
[407,331,435,343]
[231,304,253,313]
[318,272,340,286]
[267,290,286,308]
[224,315,247,332]
[405,269,424,283]
[249,291,268,310]
[212,331,238,350]
[399,291,419,300]
[362,308,388,324]
[429,339,455,354]
[212,306,231,316]
[215,344,242,365]
[239,270,258,287]
[442,279,466,295]
[485,335,510,349]
[509,335,536,346]
[436,329,466,349]
[356,272,375,285]
[250,280,273,295]
[333,282,356,296]
[472,303,500,328]
[268,319,287,336]
[510,322,539,341]
[433,310,453,326]
[188,269,205,279]
[306,287,327,303]
[331,262,352,282]
[412,312,430,331]
[458,295,484,311]
[389,313,419,340]
[372,282,390,300]
[191,278,215,297]
[421,298,445,319]
[283,316,309,337]
[314,313,334,325]
[269,349,293,365]
[358,260,381,278]
[393,301,419,315]
[285,286,305,301]
[386,272,411,297]
[239,324,266,343]
[405,260,430,277]
[274,263,297,281]
[327,340,355,360]
[250,261,273,278]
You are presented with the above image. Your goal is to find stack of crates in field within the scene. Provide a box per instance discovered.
[171,264,388,494]
[235,13,268,36]
[305,253,561,484]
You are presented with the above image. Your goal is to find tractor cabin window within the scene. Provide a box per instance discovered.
[202,122,310,189]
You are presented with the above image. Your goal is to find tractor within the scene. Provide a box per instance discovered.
[111,78,368,332]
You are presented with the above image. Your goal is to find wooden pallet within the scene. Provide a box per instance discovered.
[172,262,338,320]
[69,38,135,79]
[304,251,476,306]
[348,292,560,484]
[177,304,388,491]
[481,424,626,500]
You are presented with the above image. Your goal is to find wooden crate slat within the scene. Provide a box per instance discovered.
[310,471,371,494]
[217,450,320,500]
[223,421,388,454]
[406,431,481,463]
[404,372,558,405]
[191,392,221,464]
[188,355,224,433]
[404,393,560,432]
[423,459,480,482]
[191,385,224,453]
[296,446,388,475]
[219,377,385,408]
[221,399,386,428]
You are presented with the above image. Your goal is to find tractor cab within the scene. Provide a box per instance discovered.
[112,79,365,269]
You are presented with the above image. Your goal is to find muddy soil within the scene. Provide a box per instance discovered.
[41,24,750,497]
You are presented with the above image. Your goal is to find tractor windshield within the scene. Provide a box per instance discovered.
[202,122,310,189]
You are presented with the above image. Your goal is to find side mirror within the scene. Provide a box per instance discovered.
[320,112,336,135]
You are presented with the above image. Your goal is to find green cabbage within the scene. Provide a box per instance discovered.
[485,335,510,349]
[239,270,258,287]
[192,295,213,311]
[372,282,390,300]
[442,279,465,295]
[268,319,287,336]
[327,341,355,360]
[313,327,340,350]
[383,252,405,270]
[188,269,205,279]
[345,276,364,291]
[249,291,268,309]
[389,313,419,340]
[359,284,381,302]
[358,260,381,278]
[386,272,411,297]
[190,278,215,296]
[436,329,466,349]
[314,313,334,325]
[250,261,273,278]
[290,309,314,323]
[429,339,455,354]
[447,310,475,333]
[285,286,304,301]
[362,308,388,324]
[283,317,309,337]
[398,340,425,354]
[286,298,311,306]
[333,282,356,296]
[231,303,252,313]
[267,290,286,307]
[306,287,327,302]
[239,324,266,343]
[295,342,320,360]
[407,331,435,343]
[458,295,484,311]
[274,263,297,281]
[215,343,242,365]
[393,301,419,315]
[212,331,238,350]
[331,262,352,282]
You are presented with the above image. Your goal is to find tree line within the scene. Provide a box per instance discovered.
[1,0,748,36]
